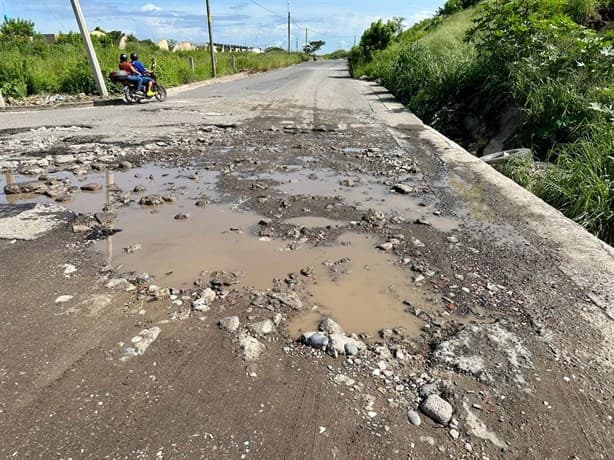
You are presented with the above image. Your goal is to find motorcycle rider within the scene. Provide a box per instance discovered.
[118,54,145,95]
[130,53,155,97]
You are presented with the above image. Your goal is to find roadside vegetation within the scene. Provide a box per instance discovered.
[0,18,307,100]
[349,0,614,244]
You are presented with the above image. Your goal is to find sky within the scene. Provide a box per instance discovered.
[3,1,446,53]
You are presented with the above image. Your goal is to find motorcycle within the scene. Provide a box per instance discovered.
[109,59,167,104]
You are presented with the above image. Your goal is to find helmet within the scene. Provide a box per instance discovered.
[130,53,138,61]
[119,53,128,62]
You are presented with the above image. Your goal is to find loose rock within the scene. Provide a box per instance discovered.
[218,316,240,333]
[393,183,414,194]
[408,410,422,427]
[318,317,344,335]
[238,334,266,361]
[420,394,453,425]
[249,319,276,336]
[80,183,102,192]
[139,195,165,206]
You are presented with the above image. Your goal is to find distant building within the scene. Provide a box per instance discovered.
[173,41,196,52]
[42,34,57,44]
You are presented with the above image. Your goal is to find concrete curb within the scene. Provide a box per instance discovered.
[363,81,613,359]
[0,72,251,113]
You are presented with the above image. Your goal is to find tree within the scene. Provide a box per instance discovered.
[390,16,406,34]
[0,18,36,39]
[303,40,325,54]
[359,19,396,57]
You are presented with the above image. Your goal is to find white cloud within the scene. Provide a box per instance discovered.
[140,3,161,13]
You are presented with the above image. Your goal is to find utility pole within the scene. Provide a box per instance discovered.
[287,0,291,53]
[305,28,308,47]
[205,0,216,77]
[70,0,108,97]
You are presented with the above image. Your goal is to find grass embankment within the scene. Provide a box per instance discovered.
[0,36,306,98]
[350,0,614,244]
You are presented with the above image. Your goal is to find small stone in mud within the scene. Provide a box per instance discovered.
[4,181,48,195]
[106,278,136,291]
[303,332,329,349]
[55,195,73,203]
[124,244,142,253]
[420,394,453,425]
[328,333,366,357]
[344,342,359,356]
[415,218,432,226]
[377,242,394,251]
[419,382,440,398]
[408,410,422,427]
[192,298,210,312]
[268,291,303,310]
[80,183,102,192]
[195,200,208,207]
[412,238,426,248]
[118,161,133,171]
[139,195,164,206]
[238,334,266,361]
[318,317,344,335]
[55,295,74,303]
[174,212,190,220]
[133,185,146,193]
[210,271,240,287]
[379,328,393,339]
[162,195,177,203]
[249,319,276,336]
[393,183,414,194]
[200,288,217,304]
[298,266,314,278]
[218,316,240,333]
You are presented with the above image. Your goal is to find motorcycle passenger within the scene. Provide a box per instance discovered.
[130,53,155,97]
[118,54,144,95]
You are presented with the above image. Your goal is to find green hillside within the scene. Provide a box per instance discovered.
[350,0,614,244]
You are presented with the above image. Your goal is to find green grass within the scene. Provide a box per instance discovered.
[349,0,614,243]
[535,126,614,244]
[0,38,306,98]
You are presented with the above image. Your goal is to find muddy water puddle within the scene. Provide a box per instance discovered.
[2,163,439,336]
[287,233,437,336]
[105,217,435,336]
[250,168,458,232]
[1,166,219,214]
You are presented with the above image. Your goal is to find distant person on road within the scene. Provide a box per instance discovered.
[118,53,144,95]
[130,53,155,97]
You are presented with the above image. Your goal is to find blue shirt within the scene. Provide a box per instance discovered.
[132,61,147,75]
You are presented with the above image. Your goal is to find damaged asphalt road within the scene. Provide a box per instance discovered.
[0,60,612,459]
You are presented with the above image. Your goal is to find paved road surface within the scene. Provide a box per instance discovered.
[0,60,612,459]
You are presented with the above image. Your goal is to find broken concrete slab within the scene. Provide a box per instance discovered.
[0,202,72,240]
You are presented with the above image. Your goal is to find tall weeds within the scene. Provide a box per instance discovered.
[0,38,306,98]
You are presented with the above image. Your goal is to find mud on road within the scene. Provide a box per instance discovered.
[0,61,612,459]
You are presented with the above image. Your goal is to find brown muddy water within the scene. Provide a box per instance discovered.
[249,168,458,233]
[1,164,442,335]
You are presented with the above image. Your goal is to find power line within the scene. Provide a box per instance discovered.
[247,0,286,19]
